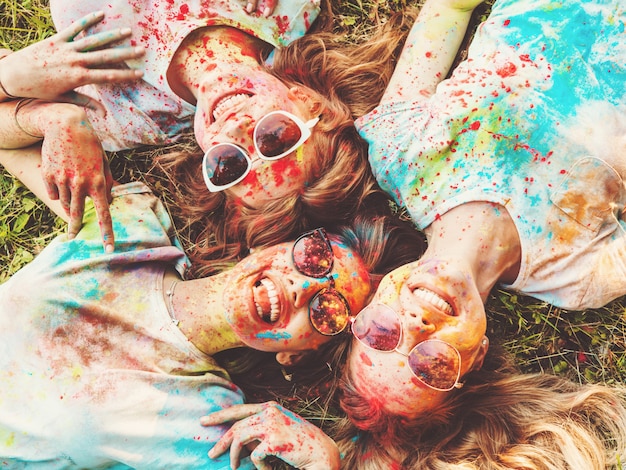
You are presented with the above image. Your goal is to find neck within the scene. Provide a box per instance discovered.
[168,26,267,104]
[424,202,521,302]
[167,270,244,356]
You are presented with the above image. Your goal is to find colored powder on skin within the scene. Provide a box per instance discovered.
[359,351,373,367]
[255,331,292,340]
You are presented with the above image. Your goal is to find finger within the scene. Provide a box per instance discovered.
[72,28,134,52]
[245,1,258,14]
[78,45,145,64]
[262,0,278,17]
[56,11,106,42]
[249,442,277,470]
[91,189,114,253]
[227,428,253,470]
[57,184,72,216]
[103,157,114,204]
[68,190,86,240]
[44,178,60,201]
[201,404,265,426]
[207,429,236,459]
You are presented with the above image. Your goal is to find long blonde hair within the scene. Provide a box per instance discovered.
[335,344,626,469]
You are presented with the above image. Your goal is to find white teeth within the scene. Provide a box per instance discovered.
[414,288,453,315]
[212,93,249,121]
[255,278,280,322]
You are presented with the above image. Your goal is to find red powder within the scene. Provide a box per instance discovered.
[496,62,517,78]
[359,351,373,367]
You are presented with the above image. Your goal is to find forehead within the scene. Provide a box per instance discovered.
[348,340,445,417]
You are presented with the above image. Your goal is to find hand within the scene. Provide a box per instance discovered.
[0,11,144,116]
[243,0,278,17]
[201,402,341,470]
[37,103,114,251]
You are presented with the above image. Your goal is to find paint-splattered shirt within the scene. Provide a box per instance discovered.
[357,0,626,309]
[0,183,253,469]
[49,0,321,150]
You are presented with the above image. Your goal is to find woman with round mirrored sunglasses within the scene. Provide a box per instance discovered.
[202,111,319,192]
[292,228,351,336]
[351,303,462,391]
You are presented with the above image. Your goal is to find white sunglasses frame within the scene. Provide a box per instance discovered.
[202,111,320,192]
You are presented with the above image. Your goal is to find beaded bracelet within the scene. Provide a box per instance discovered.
[14,98,43,139]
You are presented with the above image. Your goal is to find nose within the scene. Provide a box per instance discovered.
[396,306,437,354]
[285,273,332,309]
[217,115,255,151]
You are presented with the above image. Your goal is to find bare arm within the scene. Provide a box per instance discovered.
[380,0,484,105]
[0,146,67,222]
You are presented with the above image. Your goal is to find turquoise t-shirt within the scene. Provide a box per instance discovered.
[357,0,626,309]
[0,183,253,469]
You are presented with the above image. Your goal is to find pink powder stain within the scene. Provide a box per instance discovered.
[359,351,373,367]
[496,62,517,78]
[275,16,290,35]
[175,4,190,20]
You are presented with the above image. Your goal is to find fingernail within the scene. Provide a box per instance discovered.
[120,27,132,35]
[246,3,254,13]
[263,7,271,17]
[207,447,216,459]
[105,243,114,253]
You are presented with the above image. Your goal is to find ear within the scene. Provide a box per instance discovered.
[288,86,322,116]
[470,336,490,372]
[276,351,307,367]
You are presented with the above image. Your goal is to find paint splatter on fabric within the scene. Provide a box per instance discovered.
[0,183,254,468]
[49,0,321,150]
[357,0,626,309]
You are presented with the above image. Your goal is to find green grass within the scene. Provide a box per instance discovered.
[2,0,626,432]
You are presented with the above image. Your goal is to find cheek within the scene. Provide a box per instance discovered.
[264,158,305,191]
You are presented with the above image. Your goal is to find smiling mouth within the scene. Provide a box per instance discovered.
[414,288,454,315]
[213,93,251,121]
[253,278,280,323]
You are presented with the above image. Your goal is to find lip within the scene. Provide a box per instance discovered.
[210,91,254,124]
[249,274,286,326]
[410,284,457,317]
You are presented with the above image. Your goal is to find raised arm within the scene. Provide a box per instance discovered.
[380,0,484,105]
[0,11,144,115]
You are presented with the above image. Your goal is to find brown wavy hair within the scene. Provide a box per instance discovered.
[333,342,626,469]
[158,10,418,278]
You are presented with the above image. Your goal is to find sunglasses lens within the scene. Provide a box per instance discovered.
[352,304,401,351]
[292,230,333,278]
[310,289,350,336]
[408,340,461,391]
[203,144,249,187]
[255,113,303,158]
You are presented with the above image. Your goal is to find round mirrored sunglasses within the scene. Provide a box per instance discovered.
[292,228,351,336]
[351,303,463,391]
[202,111,319,192]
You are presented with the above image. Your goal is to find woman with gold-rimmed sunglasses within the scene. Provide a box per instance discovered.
[0,140,425,468]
